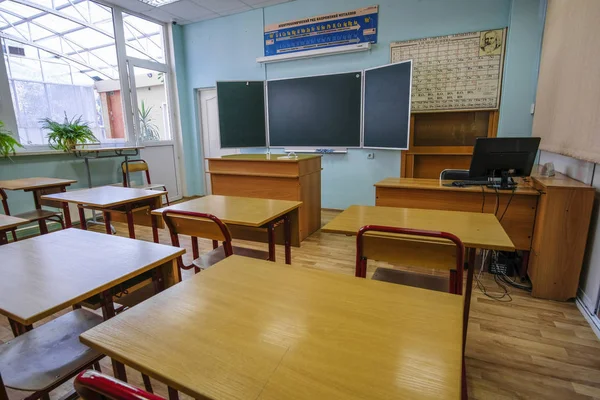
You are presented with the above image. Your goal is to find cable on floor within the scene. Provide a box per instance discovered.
[475,249,513,302]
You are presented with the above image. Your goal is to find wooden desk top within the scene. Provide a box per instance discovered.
[322,205,515,251]
[80,255,463,400]
[375,177,540,196]
[0,229,184,325]
[41,186,165,208]
[152,195,302,227]
[0,214,29,231]
[531,169,596,189]
[0,177,77,191]
[207,154,321,162]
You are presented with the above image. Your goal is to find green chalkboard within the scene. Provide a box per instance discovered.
[217,81,266,148]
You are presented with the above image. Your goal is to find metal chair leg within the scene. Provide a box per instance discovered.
[142,374,153,393]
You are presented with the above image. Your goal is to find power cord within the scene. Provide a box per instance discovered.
[498,187,516,222]
[480,185,486,213]
[475,249,513,302]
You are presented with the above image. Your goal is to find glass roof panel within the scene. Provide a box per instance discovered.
[0,2,39,18]
[34,13,81,32]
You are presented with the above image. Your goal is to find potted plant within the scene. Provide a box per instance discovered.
[41,112,99,152]
[0,121,23,159]
[138,100,160,142]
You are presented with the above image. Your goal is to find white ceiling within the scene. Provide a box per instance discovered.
[104,0,293,24]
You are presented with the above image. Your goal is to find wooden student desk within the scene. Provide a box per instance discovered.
[207,154,321,242]
[0,229,183,334]
[42,186,165,241]
[81,256,464,400]
[152,195,302,264]
[374,172,595,301]
[0,177,77,231]
[0,215,28,245]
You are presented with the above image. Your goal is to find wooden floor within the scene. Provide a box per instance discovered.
[3,209,600,399]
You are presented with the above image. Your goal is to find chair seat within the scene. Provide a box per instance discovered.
[13,209,61,223]
[372,267,450,293]
[0,309,103,392]
[192,246,270,270]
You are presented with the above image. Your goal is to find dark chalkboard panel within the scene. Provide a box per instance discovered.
[363,61,412,149]
[217,81,266,148]
[267,72,362,147]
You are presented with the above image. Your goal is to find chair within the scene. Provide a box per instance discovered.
[74,370,165,400]
[355,225,468,399]
[0,188,64,242]
[440,169,470,181]
[0,309,104,400]
[121,160,170,205]
[162,210,269,279]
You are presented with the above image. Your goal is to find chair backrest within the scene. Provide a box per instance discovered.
[440,169,470,181]
[356,225,465,294]
[121,160,151,187]
[74,370,165,400]
[162,210,233,252]
[0,188,10,215]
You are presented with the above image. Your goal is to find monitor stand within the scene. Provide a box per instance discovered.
[486,171,517,190]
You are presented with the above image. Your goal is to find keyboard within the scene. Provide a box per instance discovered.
[451,180,490,187]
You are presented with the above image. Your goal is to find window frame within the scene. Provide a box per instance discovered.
[0,0,177,151]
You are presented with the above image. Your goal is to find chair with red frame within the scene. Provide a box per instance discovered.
[0,309,104,400]
[355,225,470,399]
[74,370,167,400]
[0,188,64,242]
[162,210,269,279]
[121,160,170,205]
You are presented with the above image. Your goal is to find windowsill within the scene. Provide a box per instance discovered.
[8,149,67,157]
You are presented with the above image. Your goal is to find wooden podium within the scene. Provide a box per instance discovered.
[206,154,322,242]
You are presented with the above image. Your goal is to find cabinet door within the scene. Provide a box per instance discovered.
[531,192,547,254]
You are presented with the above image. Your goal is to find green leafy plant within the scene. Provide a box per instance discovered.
[41,112,99,152]
[138,100,160,142]
[0,121,23,159]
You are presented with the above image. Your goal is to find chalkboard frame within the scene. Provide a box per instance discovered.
[362,60,413,150]
[266,71,363,149]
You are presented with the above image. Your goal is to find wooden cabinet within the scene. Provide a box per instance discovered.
[528,172,595,300]
[207,154,322,242]
[401,110,499,178]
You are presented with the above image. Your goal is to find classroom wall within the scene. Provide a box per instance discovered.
[176,0,546,208]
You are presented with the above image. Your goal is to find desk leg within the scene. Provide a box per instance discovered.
[267,222,276,262]
[60,187,72,228]
[519,251,530,281]
[125,206,135,239]
[463,248,476,351]
[32,190,48,235]
[0,231,7,245]
[78,206,87,230]
[151,214,159,243]
[100,290,128,382]
[284,214,291,265]
[62,202,72,228]
[8,318,32,337]
[103,211,112,235]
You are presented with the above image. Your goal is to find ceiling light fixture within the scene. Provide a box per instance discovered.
[137,0,179,7]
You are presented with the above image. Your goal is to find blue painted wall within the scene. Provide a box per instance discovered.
[176,0,546,209]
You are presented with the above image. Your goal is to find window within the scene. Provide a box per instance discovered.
[0,0,174,148]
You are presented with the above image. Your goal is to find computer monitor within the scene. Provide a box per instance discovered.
[469,137,541,189]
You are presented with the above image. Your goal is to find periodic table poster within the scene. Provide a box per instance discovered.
[390,29,507,112]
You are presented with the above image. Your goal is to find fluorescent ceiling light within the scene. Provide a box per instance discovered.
[137,0,179,7]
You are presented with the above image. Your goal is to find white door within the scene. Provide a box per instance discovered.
[198,89,240,194]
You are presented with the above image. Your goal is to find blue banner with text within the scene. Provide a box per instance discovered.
[263,6,379,57]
